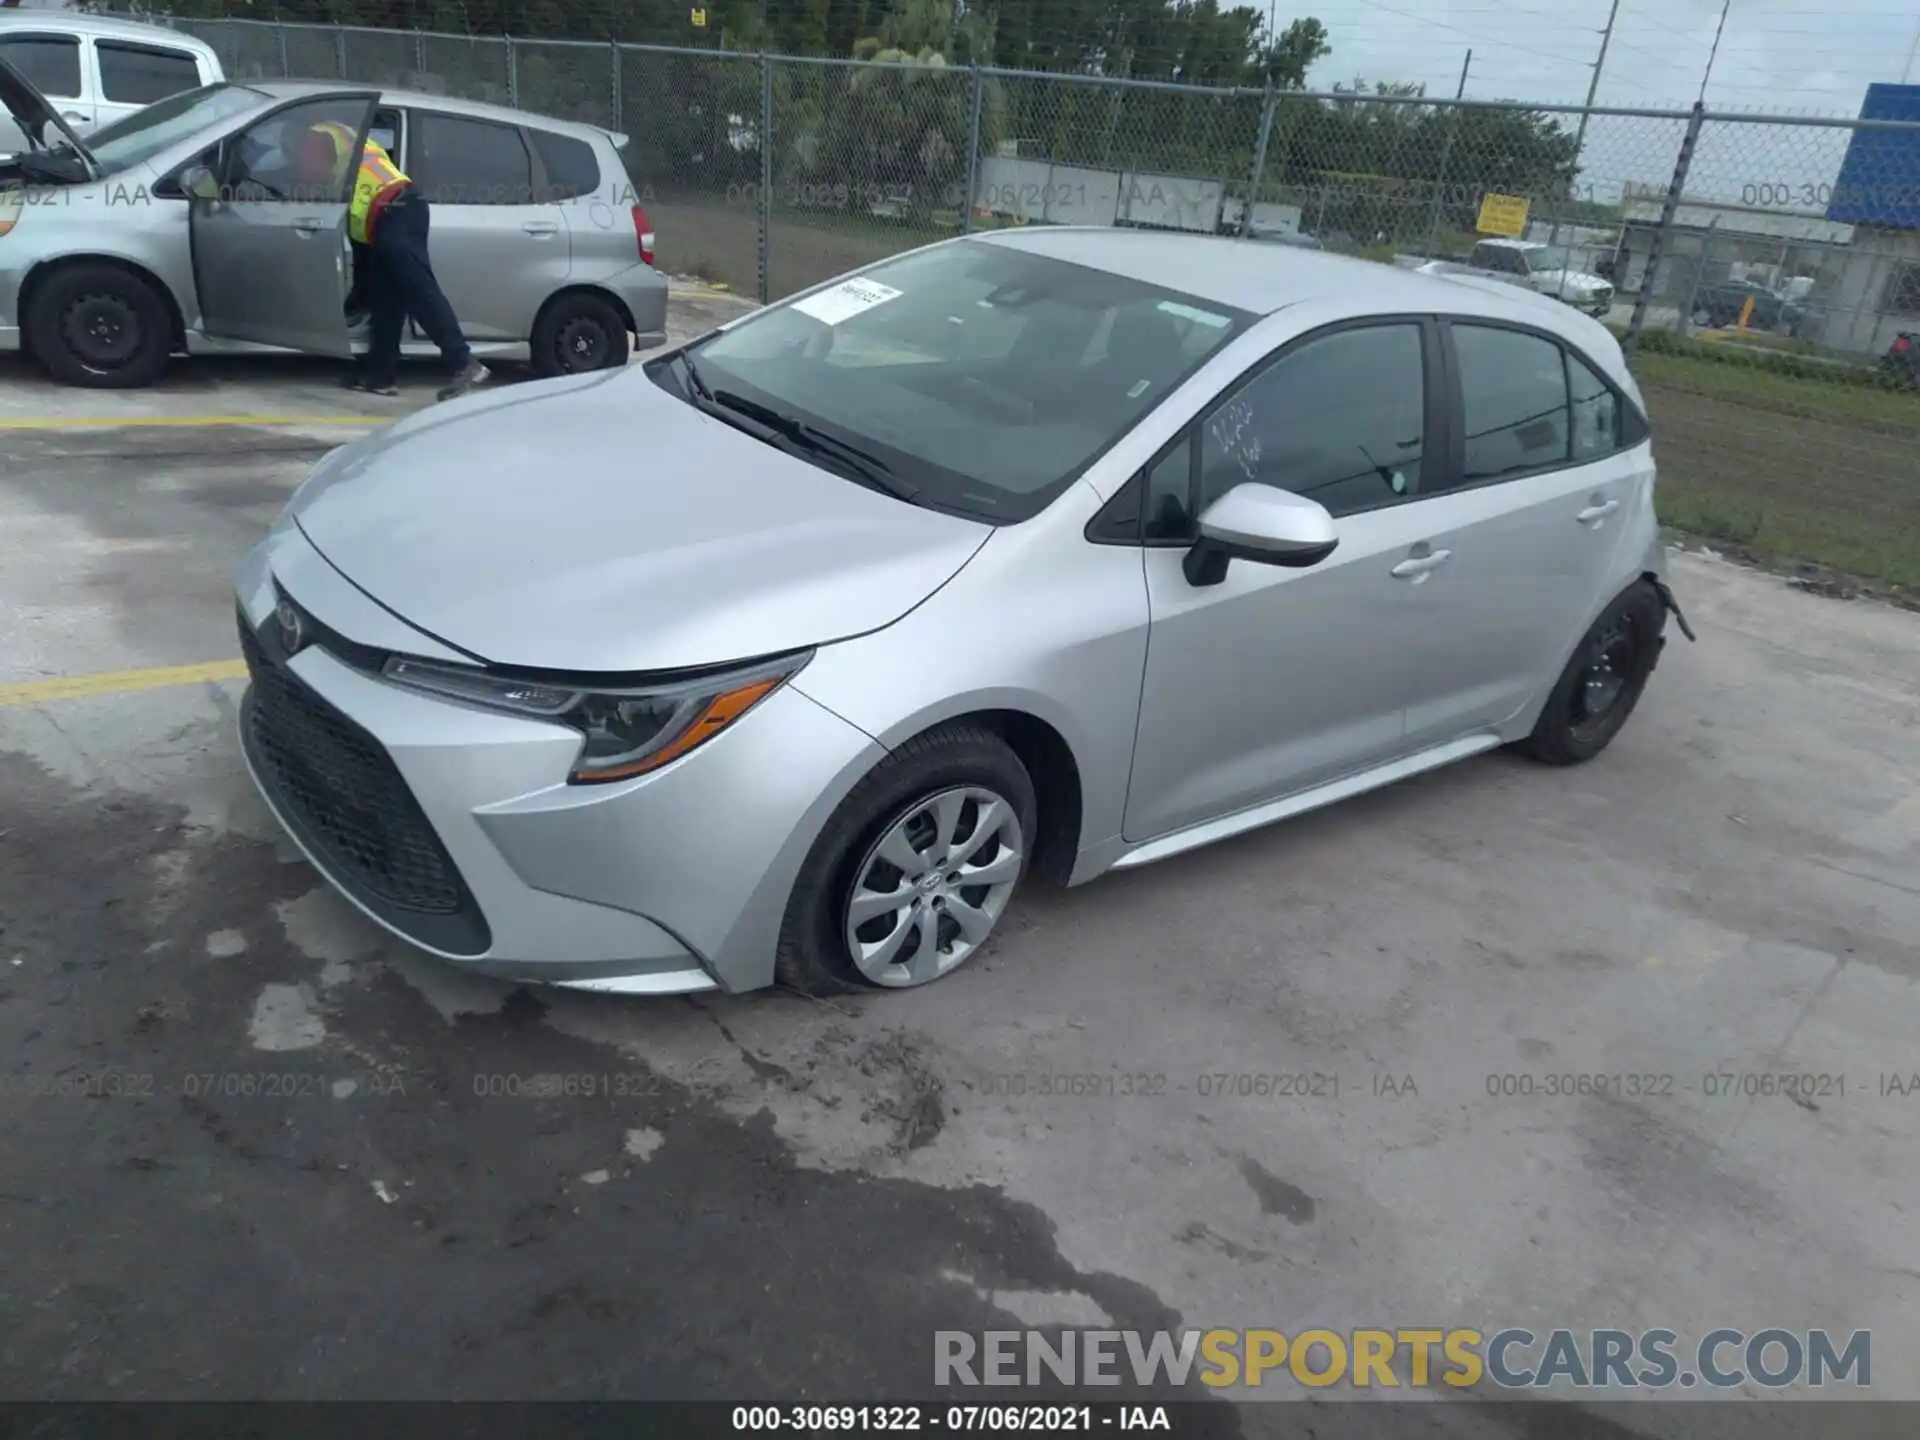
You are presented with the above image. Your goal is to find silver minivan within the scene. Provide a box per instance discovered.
[0,63,667,387]
[0,10,221,151]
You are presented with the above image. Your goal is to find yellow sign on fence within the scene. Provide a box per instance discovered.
[690,8,707,26]
[1475,193,1530,237]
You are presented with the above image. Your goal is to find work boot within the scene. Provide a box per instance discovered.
[436,360,490,402]
[339,372,399,397]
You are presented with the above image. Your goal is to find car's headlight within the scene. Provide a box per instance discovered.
[380,651,810,784]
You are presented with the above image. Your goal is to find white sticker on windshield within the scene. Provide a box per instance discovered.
[1157,300,1230,328]
[790,277,904,326]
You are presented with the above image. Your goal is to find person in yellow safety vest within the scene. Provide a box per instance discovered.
[294,119,489,401]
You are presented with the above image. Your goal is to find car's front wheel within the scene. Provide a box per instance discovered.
[530,292,630,377]
[25,262,173,389]
[775,724,1037,995]
[1516,580,1667,766]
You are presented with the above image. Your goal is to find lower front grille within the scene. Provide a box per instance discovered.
[238,614,488,954]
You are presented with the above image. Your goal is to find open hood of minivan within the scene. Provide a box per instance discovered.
[0,51,93,167]
[286,368,996,675]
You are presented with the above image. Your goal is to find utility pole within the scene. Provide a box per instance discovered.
[1424,49,1471,250]
[1699,0,1731,105]
[1456,46,1471,100]
[1904,15,1920,83]
[1550,0,1620,297]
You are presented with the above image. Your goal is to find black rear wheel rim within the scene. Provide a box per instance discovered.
[553,315,612,371]
[62,291,143,369]
[1569,615,1639,738]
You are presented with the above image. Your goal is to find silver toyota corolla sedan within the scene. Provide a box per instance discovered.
[0,57,665,387]
[233,227,1692,997]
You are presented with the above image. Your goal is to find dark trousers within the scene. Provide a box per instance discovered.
[363,188,471,385]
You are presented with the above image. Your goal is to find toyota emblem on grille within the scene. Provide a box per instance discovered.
[275,596,306,654]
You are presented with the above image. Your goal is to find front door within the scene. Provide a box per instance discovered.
[401,108,570,342]
[1124,320,1446,844]
[190,93,378,356]
[1396,321,1647,748]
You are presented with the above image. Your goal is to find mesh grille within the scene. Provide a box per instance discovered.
[240,618,465,915]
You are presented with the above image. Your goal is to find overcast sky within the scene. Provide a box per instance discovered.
[1296,0,1913,112]
[1291,0,1899,203]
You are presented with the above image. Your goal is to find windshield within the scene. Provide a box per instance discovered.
[73,83,268,174]
[675,241,1254,522]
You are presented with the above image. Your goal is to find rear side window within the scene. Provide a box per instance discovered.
[529,128,600,200]
[97,41,202,106]
[407,111,534,205]
[1452,324,1570,482]
[1567,351,1622,461]
[0,35,81,99]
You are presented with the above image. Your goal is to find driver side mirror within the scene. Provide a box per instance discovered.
[1182,483,1339,587]
[177,162,220,202]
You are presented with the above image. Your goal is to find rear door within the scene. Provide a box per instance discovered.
[403,108,570,341]
[1395,319,1647,748]
[0,31,93,135]
[190,92,379,355]
[91,37,208,130]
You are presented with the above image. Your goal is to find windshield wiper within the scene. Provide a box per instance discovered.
[675,350,714,404]
[708,387,918,500]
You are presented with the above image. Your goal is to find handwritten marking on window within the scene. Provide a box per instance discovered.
[1209,397,1261,480]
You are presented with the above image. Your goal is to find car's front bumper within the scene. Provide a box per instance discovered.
[233,521,884,995]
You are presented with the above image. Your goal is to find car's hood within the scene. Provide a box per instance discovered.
[0,52,92,164]
[288,368,994,674]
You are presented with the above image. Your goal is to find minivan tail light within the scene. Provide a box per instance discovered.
[632,204,654,267]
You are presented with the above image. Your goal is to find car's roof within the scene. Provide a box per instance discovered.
[251,78,621,141]
[0,9,218,53]
[975,226,1569,320]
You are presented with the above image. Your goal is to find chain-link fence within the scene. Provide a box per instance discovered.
[83,13,1920,588]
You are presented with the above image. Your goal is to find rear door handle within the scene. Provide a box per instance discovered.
[1391,549,1452,580]
[522,221,559,236]
[1577,499,1620,525]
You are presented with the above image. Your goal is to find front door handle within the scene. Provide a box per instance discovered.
[522,221,559,236]
[1391,548,1452,580]
[1577,499,1620,525]
[291,217,324,236]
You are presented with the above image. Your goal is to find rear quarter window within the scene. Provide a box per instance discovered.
[529,128,600,200]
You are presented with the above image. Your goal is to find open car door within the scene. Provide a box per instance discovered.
[188,91,379,356]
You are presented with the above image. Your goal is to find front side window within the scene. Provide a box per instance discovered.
[408,112,534,205]
[673,241,1253,522]
[222,96,370,202]
[1195,324,1427,520]
[0,35,80,99]
[1453,324,1571,483]
[97,41,202,107]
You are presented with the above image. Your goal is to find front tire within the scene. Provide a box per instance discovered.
[25,262,173,389]
[530,292,629,377]
[1517,581,1667,766]
[775,724,1038,996]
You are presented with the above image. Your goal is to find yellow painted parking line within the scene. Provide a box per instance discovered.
[0,414,389,431]
[0,658,247,709]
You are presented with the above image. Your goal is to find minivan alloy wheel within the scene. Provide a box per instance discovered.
[843,786,1025,987]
